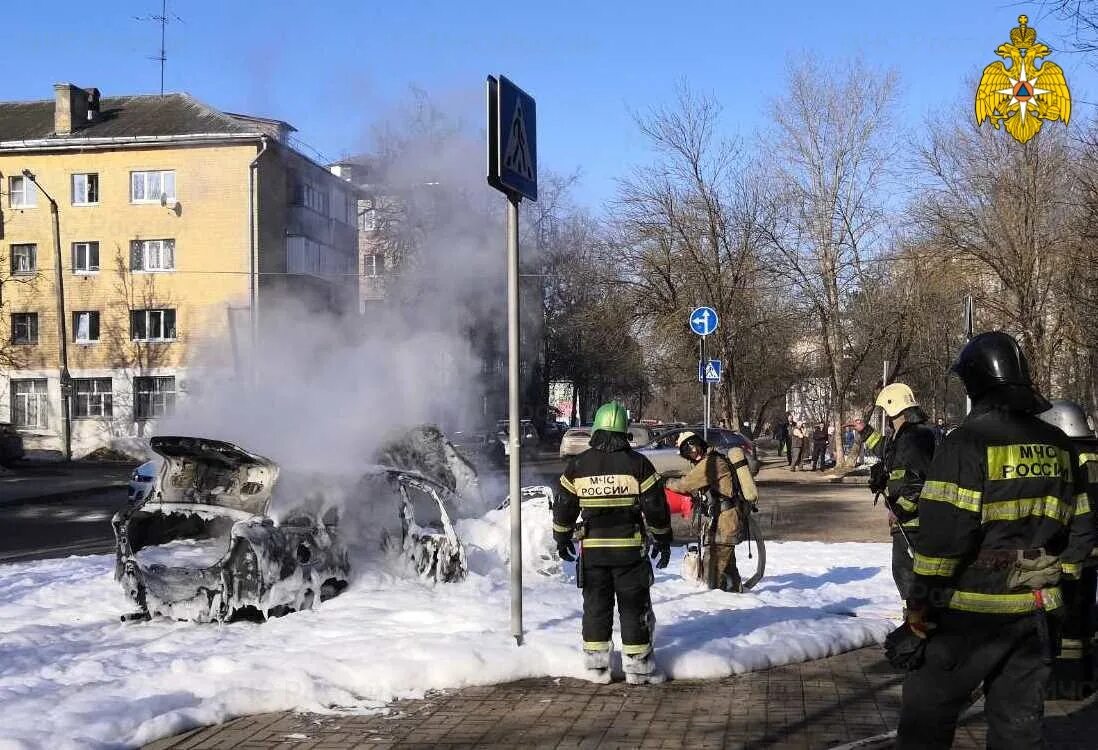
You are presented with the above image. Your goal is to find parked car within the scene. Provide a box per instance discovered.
[637,426,759,478]
[559,424,654,459]
[559,426,593,458]
[0,422,24,466]
[128,458,161,505]
[112,436,350,623]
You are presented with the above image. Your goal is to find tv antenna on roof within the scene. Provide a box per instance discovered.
[134,0,184,96]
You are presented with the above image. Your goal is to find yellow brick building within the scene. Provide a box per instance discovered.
[0,84,358,457]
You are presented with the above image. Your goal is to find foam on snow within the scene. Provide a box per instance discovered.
[0,499,898,749]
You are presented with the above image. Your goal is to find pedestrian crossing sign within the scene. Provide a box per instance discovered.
[699,359,722,383]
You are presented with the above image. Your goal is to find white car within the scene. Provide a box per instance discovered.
[128,458,161,505]
[559,425,654,459]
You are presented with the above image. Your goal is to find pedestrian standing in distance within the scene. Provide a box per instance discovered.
[776,413,791,460]
[1038,399,1098,700]
[933,417,947,446]
[811,422,829,471]
[554,401,672,685]
[854,383,937,600]
[790,421,806,471]
[890,332,1095,748]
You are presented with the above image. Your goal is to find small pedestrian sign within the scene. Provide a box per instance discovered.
[487,74,537,201]
[689,306,719,336]
[699,359,722,383]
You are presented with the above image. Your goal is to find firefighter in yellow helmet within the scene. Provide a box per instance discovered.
[554,401,671,684]
[666,431,757,592]
[854,382,937,599]
[891,332,1095,747]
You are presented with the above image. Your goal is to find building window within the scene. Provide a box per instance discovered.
[10,379,48,429]
[8,175,36,208]
[345,193,357,225]
[72,241,100,273]
[71,173,99,205]
[11,313,38,344]
[130,170,176,203]
[364,254,383,278]
[73,311,100,343]
[130,239,175,271]
[11,244,36,275]
[134,376,176,420]
[72,378,112,419]
[131,308,176,341]
[293,178,329,215]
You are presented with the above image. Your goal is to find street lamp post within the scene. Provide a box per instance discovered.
[22,170,72,461]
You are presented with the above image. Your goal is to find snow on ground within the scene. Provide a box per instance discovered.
[0,500,899,749]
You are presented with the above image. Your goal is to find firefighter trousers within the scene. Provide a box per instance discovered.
[702,506,742,590]
[581,557,654,654]
[1050,567,1097,700]
[891,528,916,601]
[898,612,1053,749]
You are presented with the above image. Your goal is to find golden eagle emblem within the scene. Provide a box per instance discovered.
[975,15,1071,143]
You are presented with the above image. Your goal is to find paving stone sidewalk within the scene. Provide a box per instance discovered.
[145,646,1098,750]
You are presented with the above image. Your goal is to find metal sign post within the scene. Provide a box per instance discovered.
[689,307,719,439]
[963,295,975,416]
[488,74,537,647]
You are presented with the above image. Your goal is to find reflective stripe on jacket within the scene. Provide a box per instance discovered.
[912,403,1096,615]
[555,443,669,566]
[859,421,936,529]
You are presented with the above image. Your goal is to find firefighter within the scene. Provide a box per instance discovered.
[666,431,758,592]
[553,401,672,685]
[853,383,937,600]
[891,332,1095,748]
[1038,399,1098,700]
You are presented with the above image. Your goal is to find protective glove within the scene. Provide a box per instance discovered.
[650,539,671,569]
[555,537,576,562]
[884,604,935,670]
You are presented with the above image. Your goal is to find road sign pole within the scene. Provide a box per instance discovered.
[963,295,974,416]
[700,334,707,439]
[507,193,523,647]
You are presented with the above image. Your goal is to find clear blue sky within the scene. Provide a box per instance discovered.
[6,1,1097,206]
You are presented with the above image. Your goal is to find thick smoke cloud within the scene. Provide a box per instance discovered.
[159,89,508,535]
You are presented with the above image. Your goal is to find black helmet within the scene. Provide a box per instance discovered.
[677,431,708,460]
[952,331,1051,411]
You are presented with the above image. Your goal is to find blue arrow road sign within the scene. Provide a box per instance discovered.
[699,359,722,383]
[689,306,719,336]
[497,75,537,201]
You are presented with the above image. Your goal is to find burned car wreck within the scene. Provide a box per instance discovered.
[377,469,468,583]
[112,436,350,623]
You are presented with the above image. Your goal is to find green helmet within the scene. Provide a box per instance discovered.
[592,402,629,434]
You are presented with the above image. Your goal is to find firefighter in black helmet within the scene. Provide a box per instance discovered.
[554,401,672,684]
[1038,399,1098,700]
[892,332,1095,748]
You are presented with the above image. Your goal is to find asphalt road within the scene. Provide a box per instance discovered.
[0,453,883,566]
[0,487,129,563]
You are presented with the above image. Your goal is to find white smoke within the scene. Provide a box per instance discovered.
[159,88,510,542]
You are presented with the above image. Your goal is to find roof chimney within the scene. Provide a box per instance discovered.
[86,88,101,122]
[53,83,90,135]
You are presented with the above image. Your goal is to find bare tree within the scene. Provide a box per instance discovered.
[760,58,900,459]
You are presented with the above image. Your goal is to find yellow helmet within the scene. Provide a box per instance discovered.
[875,383,918,418]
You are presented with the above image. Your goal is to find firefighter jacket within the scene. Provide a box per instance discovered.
[666,447,758,504]
[912,403,1096,616]
[1075,438,1098,565]
[859,421,937,530]
[555,441,670,566]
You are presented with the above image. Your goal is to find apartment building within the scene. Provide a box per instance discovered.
[0,84,359,457]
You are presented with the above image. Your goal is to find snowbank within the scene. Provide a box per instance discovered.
[0,500,898,749]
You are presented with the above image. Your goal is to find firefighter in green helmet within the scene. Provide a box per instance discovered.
[554,401,672,684]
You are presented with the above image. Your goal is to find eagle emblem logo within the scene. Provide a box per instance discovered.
[975,15,1071,143]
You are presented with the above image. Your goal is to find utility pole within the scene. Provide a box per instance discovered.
[22,171,71,461]
[963,295,975,415]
